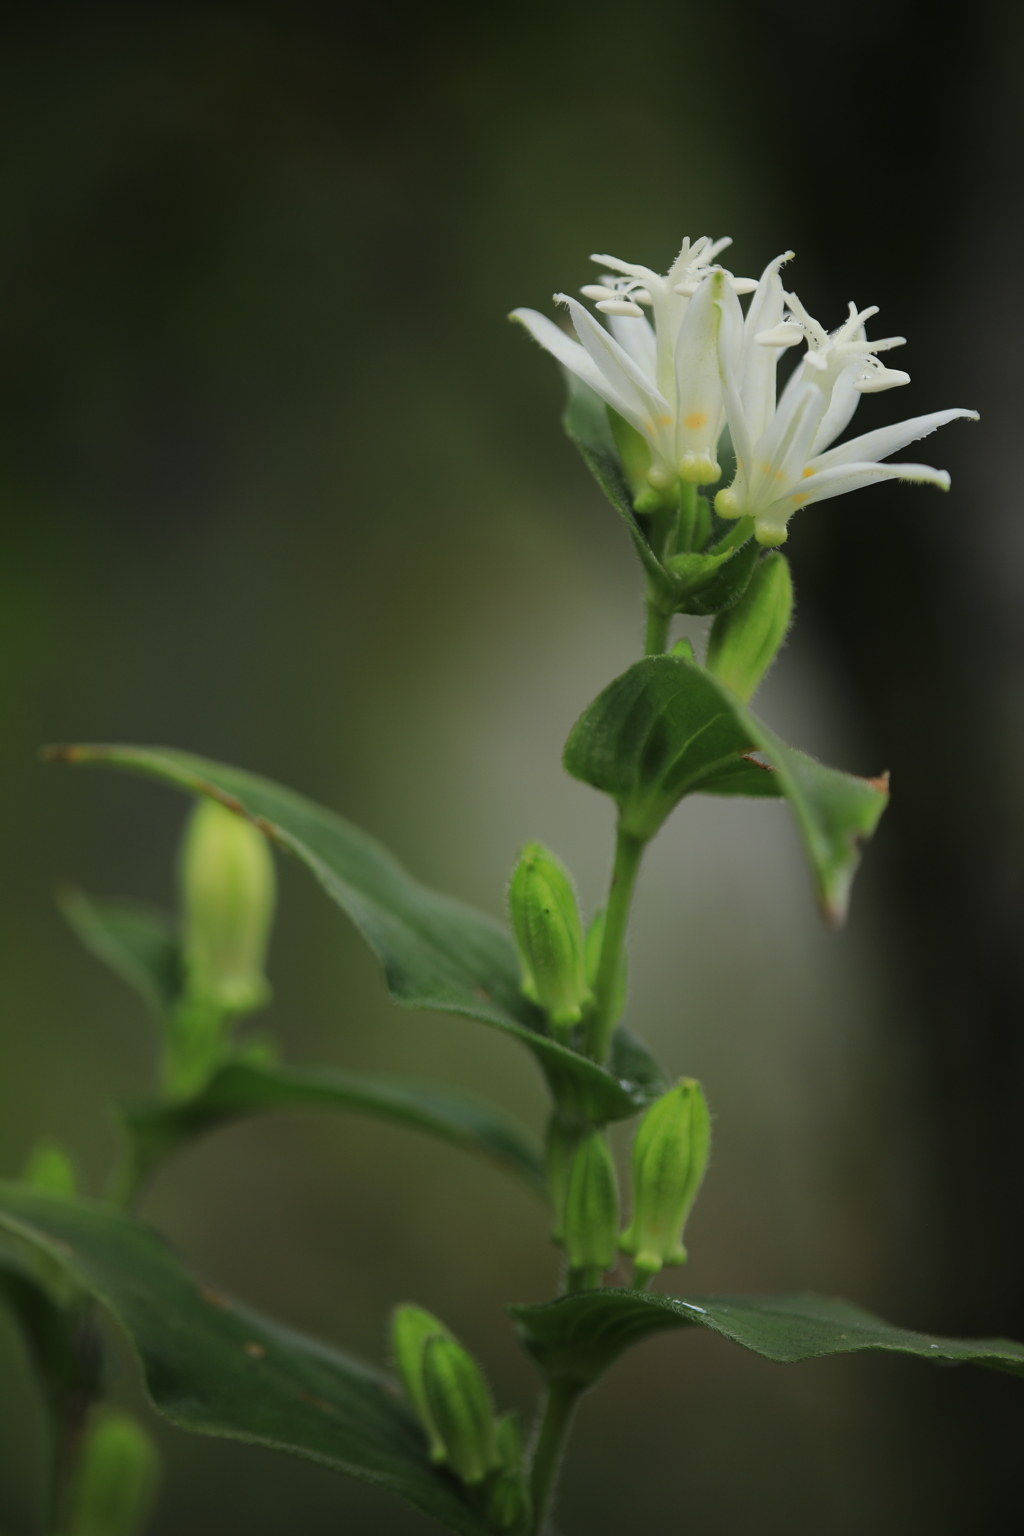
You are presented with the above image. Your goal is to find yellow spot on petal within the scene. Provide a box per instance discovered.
[792,492,809,504]
[802,466,815,478]
[658,413,673,426]
[683,411,708,430]
[644,420,655,436]
[757,460,774,476]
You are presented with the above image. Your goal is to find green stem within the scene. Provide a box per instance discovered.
[529,1381,582,1536]
[643,589,673,655]
[587,823,645,1062]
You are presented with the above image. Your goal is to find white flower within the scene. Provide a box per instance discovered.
[715,266,979,545]
[511,237,756,488]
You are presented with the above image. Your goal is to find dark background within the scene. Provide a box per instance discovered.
[0,2,1021,1532]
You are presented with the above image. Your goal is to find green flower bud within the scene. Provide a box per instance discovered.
[390,1304,453,1465]
[564,1131,619,1280]
[65,1409,160,1536]
[705,551,793,703]
[22,1138,76,1196]
[422,1335,500,1486]
[508,843,591,1035]
[619,1078,711,1278]
[584,908,626,1026]
[180,799,276,1014]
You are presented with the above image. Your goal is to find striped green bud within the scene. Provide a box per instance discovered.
[180,799,276,1014]
[705,551,793,702]
[422,1335,500,1486]
[564,1132,619,1280]
[65,1409,160,1536]
[22,1139,76,1196]
[619,1078,711,1278]
[509,843,591,1035]
[390,1304,453,1465]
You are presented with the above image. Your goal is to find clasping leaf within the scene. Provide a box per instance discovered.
[563,654,888,924]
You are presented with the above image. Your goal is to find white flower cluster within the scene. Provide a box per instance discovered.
[512,238,977,545]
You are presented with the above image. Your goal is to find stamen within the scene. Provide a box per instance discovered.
[581,285,617,301]
[755,322,806,348]
[597,299,645,317]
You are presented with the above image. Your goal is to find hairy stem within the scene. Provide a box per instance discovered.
[643,591,673,656]
[529,1381,583,1536]
[587,823,645,1062]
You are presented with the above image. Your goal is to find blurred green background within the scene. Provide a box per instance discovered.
[1,2,1021,1531]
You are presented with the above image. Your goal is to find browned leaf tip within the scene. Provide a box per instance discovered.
[41,744,87,762]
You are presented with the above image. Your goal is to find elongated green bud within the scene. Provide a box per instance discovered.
[508,843,591,1035]
[619,1078,711,1278]
[390,1304,453,1464]
[422,1335,500,1486]
[65,1409,160,1536]
[584,908,626,1026]
[705,551,793,702]
[564,1131,619,1279]
[180,799,276,1014]
[22,1138,76,1195]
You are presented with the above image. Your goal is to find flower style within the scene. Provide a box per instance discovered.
[511,236,757,489]
[714,262,979,545]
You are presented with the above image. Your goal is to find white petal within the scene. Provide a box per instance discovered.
[589,252,662,286]
[808,362,862,456]
[751,374,828,505]
[609,311,658,379]
[729,277,759,294]
[715,278,753,477]
[809,408,979,473]
[782,459,952,510]
[509,307,640,424]
[673,272,725,479]
[558,294,671,418]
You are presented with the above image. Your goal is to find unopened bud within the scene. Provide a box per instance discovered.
[619,1078,711,1278]
[422,1335,500,1486]
[564,1132,619,1279]
[66,1409,160,1536]
[509,843,591,1035]
[22,1139,76,1196]
[180,799,276,1014]
[390,1304,452,1465]
[705,551,793,702]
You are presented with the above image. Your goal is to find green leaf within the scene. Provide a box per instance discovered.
[59,888,183,1017]
[118,1058,547,1199]
[666,535,759,617]
[46,746,661,1124]
[563,655,888,923]
[0,1185,491,1536]
[510,1288,1024,1391]
[560,374,667,587]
